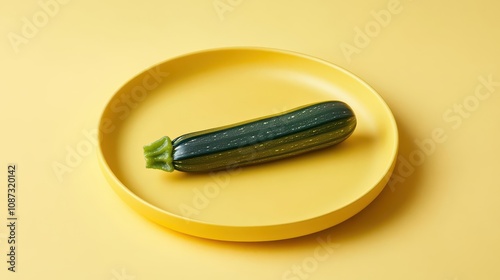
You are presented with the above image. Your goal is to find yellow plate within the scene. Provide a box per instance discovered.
[97,47,398,242]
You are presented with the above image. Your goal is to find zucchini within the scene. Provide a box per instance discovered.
[143,101,356,172]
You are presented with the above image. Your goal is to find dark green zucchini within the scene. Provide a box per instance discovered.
[143,101,356,172]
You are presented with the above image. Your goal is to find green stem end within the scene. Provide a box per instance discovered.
[143,136,174,172]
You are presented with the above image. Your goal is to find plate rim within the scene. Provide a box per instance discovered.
[97,46,399,241]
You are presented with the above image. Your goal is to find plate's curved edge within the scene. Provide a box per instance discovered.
[281,47,401,212]
[96,46,399,242]
[97,131,397,242]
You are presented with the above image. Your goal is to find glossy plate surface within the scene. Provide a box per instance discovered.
[97,47,398,242]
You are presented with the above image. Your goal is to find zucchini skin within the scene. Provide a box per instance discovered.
[144,101,356,172]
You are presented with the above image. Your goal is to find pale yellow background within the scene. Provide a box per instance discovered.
[1,0,499,279]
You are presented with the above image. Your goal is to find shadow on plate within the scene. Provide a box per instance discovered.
[151,108,425,257]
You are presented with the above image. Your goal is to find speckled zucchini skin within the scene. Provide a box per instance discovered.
[144,101,356,172]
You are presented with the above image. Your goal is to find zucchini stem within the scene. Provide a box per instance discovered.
[143,136,174,172]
